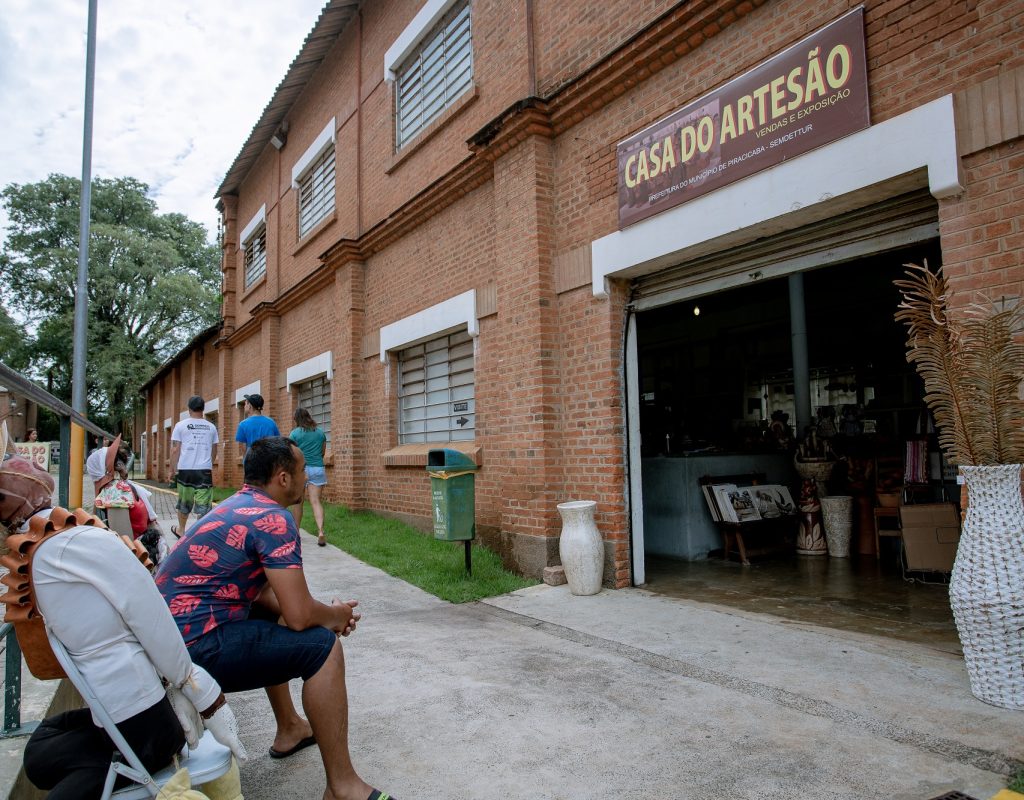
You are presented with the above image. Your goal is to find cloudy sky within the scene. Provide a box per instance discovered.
[0,1,329,243]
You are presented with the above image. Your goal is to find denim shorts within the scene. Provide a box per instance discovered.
[186,617,336,693]
[304,465,327,487]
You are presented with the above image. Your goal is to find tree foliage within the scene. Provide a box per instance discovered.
[0,174,220,431]
[0,306,29,370]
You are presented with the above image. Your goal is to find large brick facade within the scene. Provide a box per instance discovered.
[144,0,1024,586]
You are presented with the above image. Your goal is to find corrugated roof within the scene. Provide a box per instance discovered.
[216,0,361,198]
[139,323,223,393]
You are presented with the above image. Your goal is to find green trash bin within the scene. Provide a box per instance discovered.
[426,449,477,541]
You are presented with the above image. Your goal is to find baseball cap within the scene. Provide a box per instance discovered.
[244,393,264,410]
[187,395,205,412]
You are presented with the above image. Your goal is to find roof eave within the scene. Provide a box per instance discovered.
[215,1,361,199]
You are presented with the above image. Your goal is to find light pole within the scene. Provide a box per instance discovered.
[69,0,98,507]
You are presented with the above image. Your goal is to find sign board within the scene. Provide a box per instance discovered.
[617,8,869,228]
[14,442,51,471]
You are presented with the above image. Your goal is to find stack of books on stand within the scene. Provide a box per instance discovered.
[702,483,796,524]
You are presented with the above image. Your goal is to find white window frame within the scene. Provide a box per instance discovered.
[379,289,477,364]
[385,0,466,79]
[379,290,479,445]
[288,352,334,443]
[388,0,473,149]
[204,397,220,427]
[240,205,267,288]
[397,330,475,444]
[295,375,332,444]
[291,119,337,237]
[234,380,261,406]
[286,351,333,391]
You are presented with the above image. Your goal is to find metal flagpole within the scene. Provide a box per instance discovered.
[69,0,98,508]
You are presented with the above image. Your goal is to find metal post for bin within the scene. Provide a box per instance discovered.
[426,449,478,576]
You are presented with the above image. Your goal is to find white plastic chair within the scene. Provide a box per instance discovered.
[45,627,233,799]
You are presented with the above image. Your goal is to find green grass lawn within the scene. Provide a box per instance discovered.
[210,486,536,603]
[211,486,237,504]
[306,500,536,603]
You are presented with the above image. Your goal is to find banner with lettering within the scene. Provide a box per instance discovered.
[617,8,869,228]
[14,442,51,471]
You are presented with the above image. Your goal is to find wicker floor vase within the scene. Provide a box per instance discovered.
[820,495,853,558]
[950,464,1024,709]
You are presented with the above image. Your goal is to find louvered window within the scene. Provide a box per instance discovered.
[243,226,267,287]
[297,375,332,443]
[398,330,474,443]
[297,147,336,237]
[395,1,472,149]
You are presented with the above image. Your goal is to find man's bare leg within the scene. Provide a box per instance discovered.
[266,682,314,753]
[176,511,188,537]
[253,585,316,754]
[302,640,372,800]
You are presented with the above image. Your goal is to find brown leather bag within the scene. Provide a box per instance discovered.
[0,507,154,680]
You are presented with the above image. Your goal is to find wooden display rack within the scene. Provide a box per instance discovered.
[699,473,798,565]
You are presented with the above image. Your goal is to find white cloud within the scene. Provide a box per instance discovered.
[0,0,329,243]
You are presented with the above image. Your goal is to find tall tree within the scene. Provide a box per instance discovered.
[0,174,220,431]
[0,307,29,371]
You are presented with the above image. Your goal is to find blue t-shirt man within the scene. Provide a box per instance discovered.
[235,393,280,454]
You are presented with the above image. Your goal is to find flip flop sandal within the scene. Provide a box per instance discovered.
[317,535,327,547]
[268,734,316,759]
[367,791,396,800]
[171,525,180,539]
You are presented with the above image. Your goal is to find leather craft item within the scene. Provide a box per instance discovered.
[0,507,154,680]
[93,433,123,494]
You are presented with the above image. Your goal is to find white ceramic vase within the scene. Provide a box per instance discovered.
[557,500,603,596]
[820,495,853,558]
[950,464,1024,709]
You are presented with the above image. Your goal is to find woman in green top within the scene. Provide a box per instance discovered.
[289,407,328,546]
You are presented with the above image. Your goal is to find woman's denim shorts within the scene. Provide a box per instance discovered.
[304,465,327,487]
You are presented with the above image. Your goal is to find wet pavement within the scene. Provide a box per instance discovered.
[643,553,961,654]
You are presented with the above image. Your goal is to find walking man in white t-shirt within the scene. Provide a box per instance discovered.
[168,396,219,537]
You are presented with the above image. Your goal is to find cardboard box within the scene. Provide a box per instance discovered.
[898,503,961,572]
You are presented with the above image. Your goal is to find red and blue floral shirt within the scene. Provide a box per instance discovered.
[156,485,302,644]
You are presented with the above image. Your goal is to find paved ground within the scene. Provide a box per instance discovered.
[4,478,1023,799]
[182,487,1019,800]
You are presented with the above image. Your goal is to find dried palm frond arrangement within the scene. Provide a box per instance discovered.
[894,262,1024,466]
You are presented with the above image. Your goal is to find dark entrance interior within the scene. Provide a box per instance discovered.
[635,240,961,651]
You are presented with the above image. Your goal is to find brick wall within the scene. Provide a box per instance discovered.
[142,0,1023,585]
[940,140,1024,307]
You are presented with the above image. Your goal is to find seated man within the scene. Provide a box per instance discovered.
[0,449,246,799]
[156,436,395,800]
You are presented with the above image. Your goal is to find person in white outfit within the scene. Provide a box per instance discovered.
[0,449,246,799]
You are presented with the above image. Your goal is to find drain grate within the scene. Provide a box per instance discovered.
[927,793,980,800]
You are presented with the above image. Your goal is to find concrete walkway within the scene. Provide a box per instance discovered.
[210,493,1020,800]
[5,480,1024,799]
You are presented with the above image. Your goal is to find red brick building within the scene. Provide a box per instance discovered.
[144,0,1024,586]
